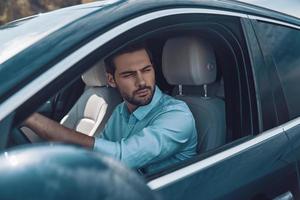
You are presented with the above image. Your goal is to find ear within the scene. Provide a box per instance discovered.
[106,73,116,88]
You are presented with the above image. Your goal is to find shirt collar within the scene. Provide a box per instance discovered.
[120,85,162,121]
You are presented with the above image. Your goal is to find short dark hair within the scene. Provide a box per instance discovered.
[104,43,153,76]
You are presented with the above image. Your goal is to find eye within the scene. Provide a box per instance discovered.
[122,73,134,78]
[143,67,152,72]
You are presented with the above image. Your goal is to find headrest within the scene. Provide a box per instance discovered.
[81,60,107,87]
[162,36,217,85]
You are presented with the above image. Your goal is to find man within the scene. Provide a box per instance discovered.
[24,43,197,173]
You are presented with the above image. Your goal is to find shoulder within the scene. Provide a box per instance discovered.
[150,93,195,126]
[159,93,192,114]
[150,94,196,139]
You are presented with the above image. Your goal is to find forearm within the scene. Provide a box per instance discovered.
[24,113,95,148]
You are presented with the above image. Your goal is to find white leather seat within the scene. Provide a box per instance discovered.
[162,36,226,153]
[60,61,122,136]
[22,61,121,142]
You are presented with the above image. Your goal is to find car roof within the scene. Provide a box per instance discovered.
[236,0,300,19]
[1,0,299,55]
[0,0,299,104]
[0,1,123,65]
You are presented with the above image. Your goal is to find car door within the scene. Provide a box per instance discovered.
[1,1,299,200]
[250,14,300,199]
[149,129,297,200]
[147,14,300,200]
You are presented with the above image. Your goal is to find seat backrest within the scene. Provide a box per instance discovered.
[162,36,226,153]
[60,61,122,136]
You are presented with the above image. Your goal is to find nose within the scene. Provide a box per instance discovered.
[136,71,146,87]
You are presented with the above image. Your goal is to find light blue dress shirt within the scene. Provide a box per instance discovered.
[94,86,197,173]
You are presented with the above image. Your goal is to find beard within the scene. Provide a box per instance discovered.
[121,86,154,107]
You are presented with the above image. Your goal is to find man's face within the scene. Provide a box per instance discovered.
[107,48,155,111]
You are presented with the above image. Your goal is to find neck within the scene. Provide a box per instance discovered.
[125,102,138,113]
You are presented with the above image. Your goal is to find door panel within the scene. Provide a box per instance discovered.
[284,122,300,162]
[251,18,300,200]
[153,130,299,200]
[283,119,300,200]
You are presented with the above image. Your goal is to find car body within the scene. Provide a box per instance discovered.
[1,0,300,199]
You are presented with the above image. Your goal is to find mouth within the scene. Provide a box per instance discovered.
[135,88,150,97]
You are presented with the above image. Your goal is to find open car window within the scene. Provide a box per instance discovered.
[5,11,256,176]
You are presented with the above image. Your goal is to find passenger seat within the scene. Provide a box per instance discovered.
[162,36,226,153]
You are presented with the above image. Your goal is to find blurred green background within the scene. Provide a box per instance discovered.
[0,0,96,25]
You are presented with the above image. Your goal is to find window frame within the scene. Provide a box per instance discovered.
[1,7,259,183]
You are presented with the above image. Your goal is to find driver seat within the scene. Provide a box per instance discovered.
[22,61,122,141]
[60,61,122,136]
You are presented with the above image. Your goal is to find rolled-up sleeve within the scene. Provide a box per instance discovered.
[94,108,195,168]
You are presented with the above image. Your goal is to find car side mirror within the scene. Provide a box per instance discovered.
[0,144,158,200]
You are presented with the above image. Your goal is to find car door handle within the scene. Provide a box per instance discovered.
[273,191,294,200]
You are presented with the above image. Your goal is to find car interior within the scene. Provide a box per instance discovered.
[8,17,257,177]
